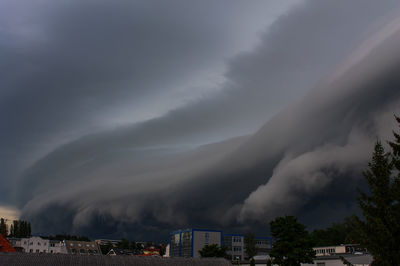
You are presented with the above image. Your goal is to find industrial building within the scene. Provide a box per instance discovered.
[170,229,222,258]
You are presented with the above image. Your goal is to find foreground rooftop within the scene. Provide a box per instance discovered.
[0,253,231,266]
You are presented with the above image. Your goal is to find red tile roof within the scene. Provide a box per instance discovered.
[0,234,16,253]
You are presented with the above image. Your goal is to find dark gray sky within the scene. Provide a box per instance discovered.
[2,0,400,240]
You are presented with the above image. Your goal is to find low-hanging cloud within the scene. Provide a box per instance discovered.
[6,0,400,240]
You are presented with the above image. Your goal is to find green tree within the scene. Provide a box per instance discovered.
[244,233,257,261]
[117,238,130,249]
[199,244,227,258]
[311,215,360,246]
[9,220,31,238]
[269,216,315,266]
[355,136,400,265]
[0,218,8,236]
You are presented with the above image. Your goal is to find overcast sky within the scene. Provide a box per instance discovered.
[2,0,400,240]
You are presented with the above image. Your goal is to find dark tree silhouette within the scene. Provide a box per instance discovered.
[269,216,315,266]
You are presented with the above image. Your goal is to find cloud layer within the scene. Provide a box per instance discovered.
[2,0,400,240]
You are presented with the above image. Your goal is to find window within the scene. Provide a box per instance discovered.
[36,249,39,253]
[29,249,33,253]
[50,250,53,253]
[71,248,77,254]
[205,232,210,245]
[233,246,242,251]
[80,249,85,254]
[233,236,242,242]
[38,242,41,246]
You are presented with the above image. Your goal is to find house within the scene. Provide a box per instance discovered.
[94,239,121,247]
[302,253,373,266]
[143,247,160,256]
[107,248,134,256]
[8,236,65,254]
[18,236,50,253]
[48,239,64,254]
[164,244,170,257]
[0,234,15,253]
[314,244,366,257]
[64,240,100,255]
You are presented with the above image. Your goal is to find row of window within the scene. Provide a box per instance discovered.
[233,236,242,242]
[315,248,335,254]
[233,246,242,252]
[29,249,49,253]
[70,249,98,254]
[24,241,47,246]
[69,243,95,248]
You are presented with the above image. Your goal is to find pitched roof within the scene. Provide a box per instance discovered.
[0,234,16,253]
[0,253,231,265]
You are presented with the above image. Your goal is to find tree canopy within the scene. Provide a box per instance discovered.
[269,216,315,266]
[0,218,7,237]
[9,220,31,238]
[355,115,400,265]
[199,244,227,258]
[310,215,360,246]
[244,233,257,260]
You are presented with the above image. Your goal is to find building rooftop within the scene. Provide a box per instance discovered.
[0,234,16,253]
[0,253,232,266]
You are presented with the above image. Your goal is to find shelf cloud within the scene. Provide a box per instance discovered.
[2,0,400,240]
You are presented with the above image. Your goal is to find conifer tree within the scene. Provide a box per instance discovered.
[356,130,400,265]
[0,218,7,236]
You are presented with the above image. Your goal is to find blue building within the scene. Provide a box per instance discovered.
[223,234,273,261]
[170,228,222,258]
[170,228,273,260]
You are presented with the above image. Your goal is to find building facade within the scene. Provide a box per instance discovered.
[17,237,50,253]
[223,234,244,260]
[255,237,273,255]
[64,240,100,255]
[314,244,366,257]
[8,237,66,254]
[170,229,222,258]
[223,234,273,261]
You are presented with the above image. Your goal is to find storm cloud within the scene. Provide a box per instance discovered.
[2,0,400,240]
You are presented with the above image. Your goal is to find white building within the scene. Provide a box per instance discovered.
[302,254,373,266]
[314,244,366,257]
[223,234,273,261]
[223,234,244,260]
[164,244,170,257]
[19,236,50,253]
[9,236,65,254]
[48,239,66,254]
